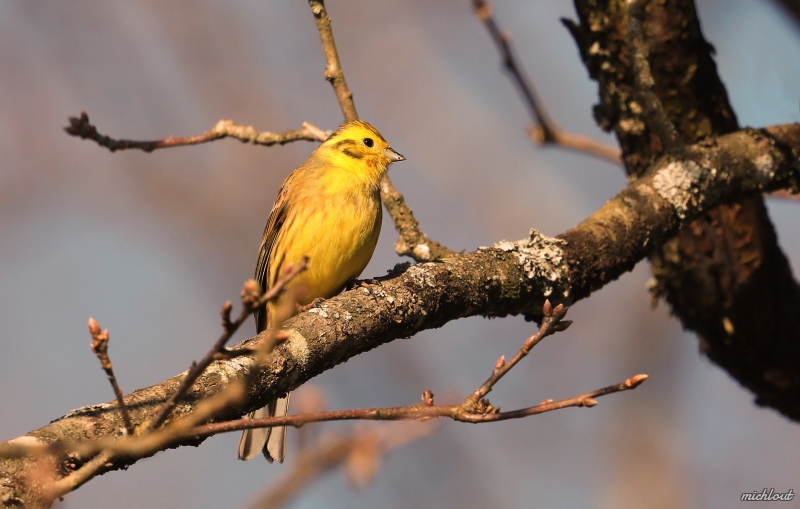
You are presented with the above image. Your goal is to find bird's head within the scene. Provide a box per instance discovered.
[322,119,405,177]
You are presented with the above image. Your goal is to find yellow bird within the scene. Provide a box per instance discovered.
[237,119,405,463]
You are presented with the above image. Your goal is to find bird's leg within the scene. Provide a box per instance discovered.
[297,297,326,313]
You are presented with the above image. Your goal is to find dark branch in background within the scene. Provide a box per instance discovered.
[626,0,683,153]
[775,0,800,29]
[472,0,621,165]
[769,189,800,201]
[190,302,645,436]
[308,0,455,261]
[65,111,330,152]
[88,318,133,435]
[568,0,800,423]
[249,421,437,509]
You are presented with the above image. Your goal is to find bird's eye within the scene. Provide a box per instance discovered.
[363,137,374,148]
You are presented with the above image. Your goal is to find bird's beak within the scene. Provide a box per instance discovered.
[384,147,405,162]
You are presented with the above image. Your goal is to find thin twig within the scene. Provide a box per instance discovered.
[472,0,621,165]
[43,380,249,505]
[10,308,643,506]
[43,449,114,503]
[190,373,647,436]
[308,0,358,122]
[65,112,330,152]
[21,266,305,506]
[465,300,571,409]
[88,318,134,435]
[251,434,355,509]
[147,258,308,431]
[528,126,622,164]
[307,0,453,262]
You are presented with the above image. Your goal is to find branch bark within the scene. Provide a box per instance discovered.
[565,0,800,415]
[64,112,330,151]
[3,122,800,506]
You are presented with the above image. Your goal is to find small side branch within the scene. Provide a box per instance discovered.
[88,318,133,435]
[193,301,644,435]
[192,374,647,436]
[147,258,308,431]
[65,112,330,153]
[472,0,621,165]
[307,0,453,262]
[380,176,456,261]
[308,0,358,122]
[465,300,571,409]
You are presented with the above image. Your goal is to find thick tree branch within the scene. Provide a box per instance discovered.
[148,261,307,431]
[4,123,800,507]
[567,0,800,419]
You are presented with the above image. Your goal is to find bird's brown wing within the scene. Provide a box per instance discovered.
[254,178,292,333]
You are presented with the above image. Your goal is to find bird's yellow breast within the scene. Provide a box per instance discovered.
[268,164,382,306]
[258,119,403,329]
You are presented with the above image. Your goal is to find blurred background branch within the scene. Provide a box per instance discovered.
[472,0,621,164]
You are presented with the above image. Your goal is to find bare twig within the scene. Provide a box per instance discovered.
[191,373,647,436]
[36,294,303,505]
[5,301,641,507]
[528,126,622,164]
[147,258,308,431]
[308,0,358,122]
[472,0,621,165]
[42,380,248,505]
[307,0,453,262]
[193,301,642,435]
[88,318,134,435]
[65,112,330,152]
[38,268,305,505]
[43,449,114,503]
[251,433,355,509]
[465,300,571,409]
[4,369,645,477]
